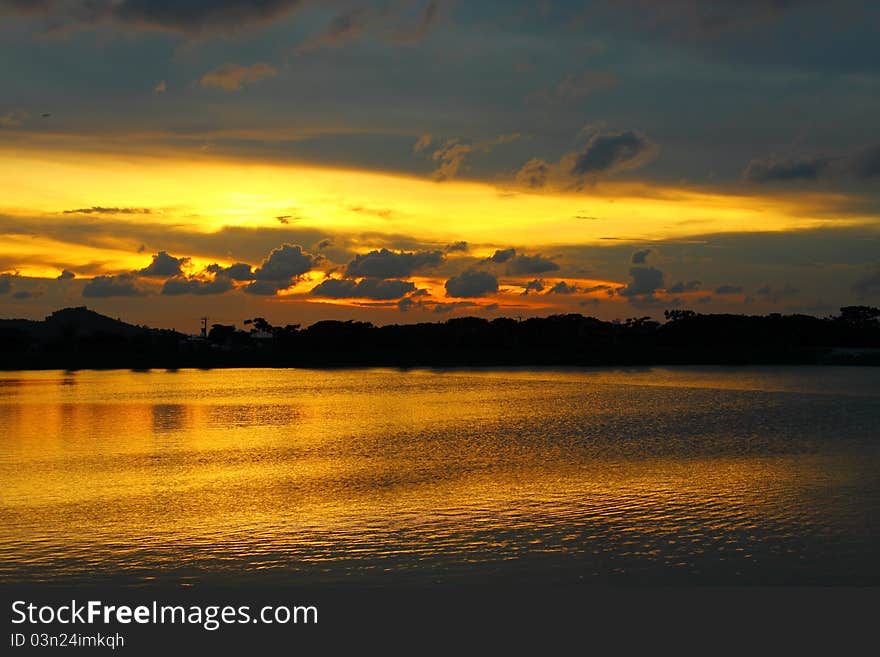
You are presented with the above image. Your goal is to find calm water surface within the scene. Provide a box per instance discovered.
[1,366,878,586]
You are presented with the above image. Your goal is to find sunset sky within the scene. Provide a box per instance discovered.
[1,0,878,331]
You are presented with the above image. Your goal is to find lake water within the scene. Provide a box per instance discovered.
[1,366,878,586]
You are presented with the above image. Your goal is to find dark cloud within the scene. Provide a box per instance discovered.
[486,248,516,264]
[345,248,443,278]
[571,130,658,177]
[444,270,498,298]
[508,254,560,275]
[667,280,701,293]
[63,206,152,215]
[445,240,469,253]
[547,281,578,294]
[618,266,664,297]
[714,284,744,295]
[852,267,880,298]
[82,273,144,298]
[206,262,255,280]
[11,290,37,299]
[846,145,880,179]
[56,269,75,280]
[743,154,833,182]
[254,243,316,281]
[242,279,288,296]
[521,279,544,295]
[631,249,651,264]
[317,238,334,250]
[161,276,234,296]
[296,6,369,52]
[138,251,189,277]
[310,277,416,300]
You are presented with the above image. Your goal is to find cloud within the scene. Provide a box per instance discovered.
[515,158,551,188]
[253,243,316,281]
[852,267,880,299]
[515,128,657,188]
[667,280,701,293]
[82,273,144,298]
[296,6,369,53]
[0,273,12,294]
[394,0,440,43]
[714,284,743,295]
[486,248,517,264]
[631,249,651,264]
[546,281,577,294]
[618,266,664,297]
[425,134,520,181]
[161,276,234,295]
[206,262,255,280]
[241,243,316,295]
[199,63,277,92]
[310,277,416,300]
[56,269,75,280]
[444,270,498,298]
[12,290,37,300]
[138,251,189,277]
[521,279,544,295]
[345,248,443,278]
[743,144,880,183]
[154,80,166,94]
[413,134,433,153]
[445,240,468,252]
[570,130,658,177]
[528,69,618,104]
[743,154,833,182]
[63,206,152,215]
[0,0,306,35]
[508,254,559,275]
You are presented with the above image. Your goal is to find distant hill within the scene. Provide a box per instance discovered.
[0,305,878,370]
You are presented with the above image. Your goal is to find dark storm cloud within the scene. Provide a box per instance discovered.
[444,270,498,298]
[714,284,743,295]
[631,249,651,264]
[0,0,306,34]
[253,243,316,281]
[742,154,833,182]
[618,266,664,297]
[667,280,701,293]
[345,248,443,279]
[508,254,560,275]
[56,269,75,280]
[852,267,880,298]
[138,251,189,277]
[206,262,255,280]
[161,276,234,295]
[521,279,544,295]
[743,144,880,183]
[82,273,144,297]
[571,130,658,177]
[486,248,516,264]
[310,277,416,300]
[547,281,578,294]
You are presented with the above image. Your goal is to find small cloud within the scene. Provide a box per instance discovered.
[161,276,233,296]
[413,133,433,153]
[139,251,189,277]
[199,63,277,92]
[63,206,152,215]
[486,248,516,264]
[57,269,75,280]
[445,241,469,253]
[547,281,578,294]
[0,110,29,128]
[206,263,255,281]
[667,280,701,293]
[714,284,743,295]
[631,249,651,264]
[311,277,416,300]
[154,80,167,94]
[445,270,499,298]
[82,274,144,298]
[570,130,658,178]
[619,266,664,298]
[521,279,544,295]
[346,248,443,279]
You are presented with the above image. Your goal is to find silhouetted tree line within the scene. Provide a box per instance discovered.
[1,305,878,370]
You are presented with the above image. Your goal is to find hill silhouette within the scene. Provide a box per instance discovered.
[1,305,878,370]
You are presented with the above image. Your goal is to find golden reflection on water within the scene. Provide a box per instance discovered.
[1,367,878,585]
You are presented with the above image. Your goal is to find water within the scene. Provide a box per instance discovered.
[0,366,878,586]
